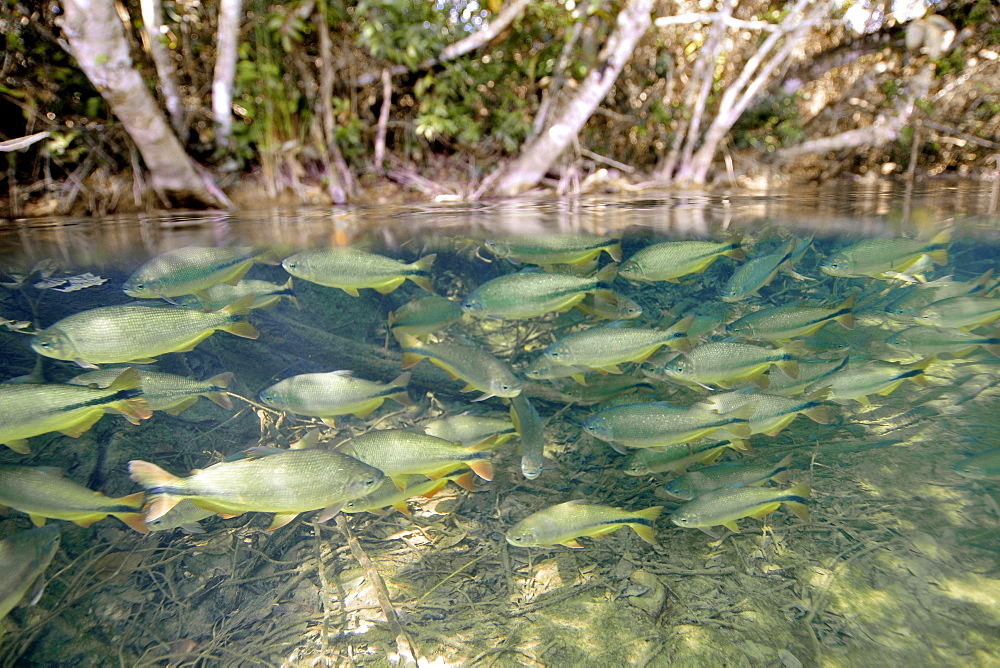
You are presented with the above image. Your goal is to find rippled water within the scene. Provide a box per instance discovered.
[1,184,998,666]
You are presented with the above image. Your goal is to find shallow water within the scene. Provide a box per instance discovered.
[0,184,998,666]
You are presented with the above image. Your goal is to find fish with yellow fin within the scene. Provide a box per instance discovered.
[397,333,522,400]
[174,277,298,311]
[820,229,950,280]
[483,234,622,267]
[342,474,469,515]
[662,454,795,501]
[129,446,383,531]
[672,483,811,536]
[0,366,151,453]
[506,500,662,548]
[258,370,412,427]
[388,295,463,340]
[727,295,856,342]
[0,525,60,620]
[422,414,517,448]
[646,340,804,390]
[806,358,931,405]
[31,296,259,368]
[460,264,616,320]
[0,465,148,533]
[281,247,435,296]
[541,316,693,374]
[69,367,233,415]
[123,246,278,300]
[619,235,745,283]
[336,429,494,490]
[623,439,749,476]
[582,401,753,451]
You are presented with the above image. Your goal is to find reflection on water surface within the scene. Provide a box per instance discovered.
[0,184,998,666]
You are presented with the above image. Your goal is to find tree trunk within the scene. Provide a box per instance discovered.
[213,0,243,149]
[140,0,186,137]
[58,0,225,207]
[489,0,653,196]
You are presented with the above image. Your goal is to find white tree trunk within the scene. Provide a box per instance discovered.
[59,0,225,206]
[213,0,243,148]
[140,0,186,137]
[491,0,653,196]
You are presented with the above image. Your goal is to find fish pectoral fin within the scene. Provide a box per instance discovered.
[472,392,495,402]
[28,513,48,527]
[314,503,344,524]
[267,513,299,531]
[25,574,47,607]
[785,501,811,521]
[75,358,101,369]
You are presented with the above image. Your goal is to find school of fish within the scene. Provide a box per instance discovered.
[1,226,998,615]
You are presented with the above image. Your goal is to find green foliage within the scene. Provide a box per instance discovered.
[356,0,457,69]
[731,95,805,152]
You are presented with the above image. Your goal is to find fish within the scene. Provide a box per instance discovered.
[574,289,643,320]
[174,277,298,311]
[662,454,795,501]
[511,393,546,479]
[646,340,804,390]
[281,247,435,296]
[700,389,833,436]
[506,500,662,548]
[145,499,215,534]
[913,296,1000,330]
[720,241,794,302]
[69,367,233,415]
[388,295,463,340]
[726,295,855,342]
[819,229,950,279]
[953,448,1000,481]
[31,296,259,368]
[553,375,658,405]
[884,326,1000,358]
[0,525,60,620]
[258,371,412,427]
[483,234,622,267]
[0,366,151,453]
[806,359,930,405]
[672,483,811,535]
[883,271,995,321]
[460,264,616,320]
[623,440,749,476]
[582,401,752,451]
[761,357,849,396]
[523,354,592,384]
[123,246,276,299]
[422,414,517,448]
[335,429,494,489]
[541,316,693,374]
[0,465,148,533]
[342,474,466,515]
[619,234,745,283]
[397,332,522,400]
[129,447,384,530]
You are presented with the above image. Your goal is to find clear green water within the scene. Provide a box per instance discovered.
[0,185,998,666]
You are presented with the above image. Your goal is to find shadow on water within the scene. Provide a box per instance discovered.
[0,183,998,666]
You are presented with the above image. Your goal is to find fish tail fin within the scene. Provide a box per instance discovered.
[283,277,301,310]
[408,254,437,293]
[725,439,752,453]
[926,248,948,266]
[205,372,235,409]
[771,469,792,484]
[401,352,425,369]
[782,339,809,357]
[606,242,623,262]
[835,310,855,330]
[785,500,810,522]
[129,460,180,489]
[636,505,664,524]
[412,253,437,272]
[984,343,1000,357]
[594,262,618,283]
[116,491,146,510]
[787,482,812,499]
[775,358,799,379]
[469,459,494,481]
[670,314,694,335]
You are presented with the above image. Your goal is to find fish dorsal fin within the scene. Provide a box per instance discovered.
[227,446,286,461]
